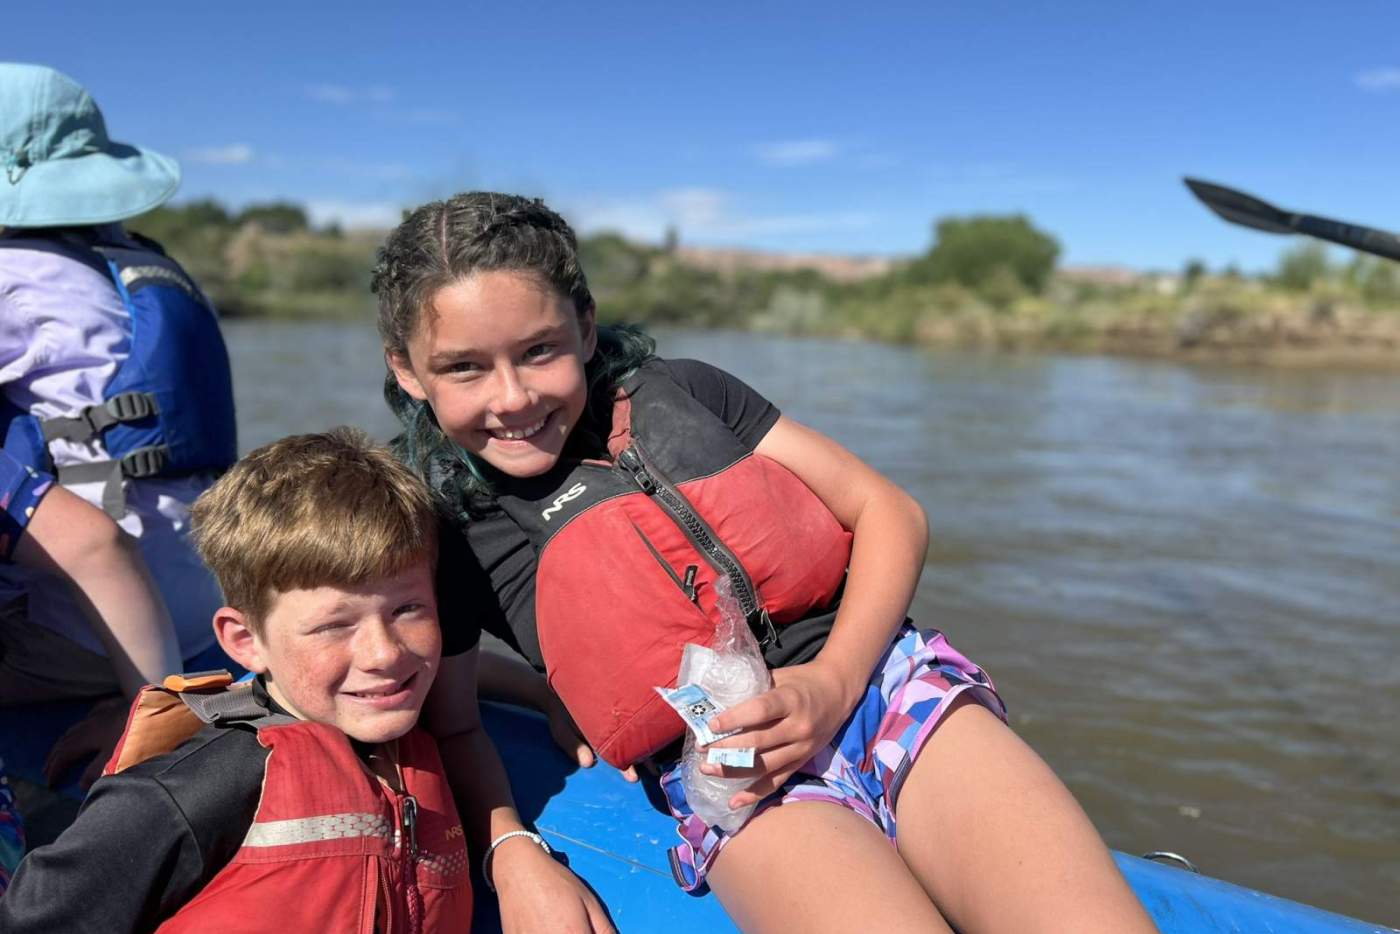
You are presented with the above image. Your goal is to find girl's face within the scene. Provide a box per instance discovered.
[389,269,596,479]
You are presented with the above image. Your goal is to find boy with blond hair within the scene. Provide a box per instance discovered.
[0,429,486,932]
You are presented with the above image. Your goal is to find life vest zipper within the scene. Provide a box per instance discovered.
[616,445,779,648]
[403,792,424,934]
[398,791,423,934]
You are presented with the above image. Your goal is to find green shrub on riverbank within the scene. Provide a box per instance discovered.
[131,202,376,318]
[129,200,1400,361]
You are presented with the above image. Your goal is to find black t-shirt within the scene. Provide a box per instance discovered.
[440,357,837,673]
[436,517,486,657]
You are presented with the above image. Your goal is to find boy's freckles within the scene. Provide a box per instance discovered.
[253,562,442,744]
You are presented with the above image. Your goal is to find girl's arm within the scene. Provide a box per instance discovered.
[705,415,929,807]
[423,649,615,933]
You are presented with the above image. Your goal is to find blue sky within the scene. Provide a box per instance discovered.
[9,1,1400,271]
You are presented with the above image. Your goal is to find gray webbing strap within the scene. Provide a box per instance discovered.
[178,682,297,728]
[51,460,118,485]
[53,444,171,517]
[53,461,126,517]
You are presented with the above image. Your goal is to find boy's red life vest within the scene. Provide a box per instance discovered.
[105,672,472,934]
[491,369,853,768]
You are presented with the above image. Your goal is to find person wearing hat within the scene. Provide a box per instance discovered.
[0,64,240,769]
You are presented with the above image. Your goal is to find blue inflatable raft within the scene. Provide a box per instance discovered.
[1,698,1393,933]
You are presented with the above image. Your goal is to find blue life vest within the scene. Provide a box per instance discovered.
[0,231,237,516]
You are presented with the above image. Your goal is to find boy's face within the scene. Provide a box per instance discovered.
[241,562,442,744]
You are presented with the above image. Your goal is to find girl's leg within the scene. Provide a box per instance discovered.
[707,800,953,934]
[895,695,1156,934]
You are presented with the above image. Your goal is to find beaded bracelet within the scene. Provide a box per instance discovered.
[482,829,553,892]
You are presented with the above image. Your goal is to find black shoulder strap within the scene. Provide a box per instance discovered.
[122,230,169,256]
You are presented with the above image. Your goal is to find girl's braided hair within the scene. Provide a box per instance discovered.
[372,192,654,519]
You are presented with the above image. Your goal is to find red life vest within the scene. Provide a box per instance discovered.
[490,369,852,768]
[105,673,472,934]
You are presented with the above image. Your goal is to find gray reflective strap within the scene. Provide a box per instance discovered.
[243,813,394,849]
[118,264,203,301]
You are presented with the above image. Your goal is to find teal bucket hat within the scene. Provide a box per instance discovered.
[0,63,180,228]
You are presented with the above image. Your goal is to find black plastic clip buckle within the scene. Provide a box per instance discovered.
[119,445,169,479]
[104,391,159,423]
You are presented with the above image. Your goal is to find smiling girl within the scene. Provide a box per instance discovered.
[375,192,1154,933]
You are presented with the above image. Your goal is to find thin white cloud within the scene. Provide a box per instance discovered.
[226,151,409,181]
[304,199,405,230]
[302,83,455,124]
[755,139,841,167]
[727,211,875,237]
[857,152,901,170]
[305,83,355,104]
[304,83,397,105]
[1356,67,1400,91]
[183,144,255,165]
[399,108,460,126]
[314,158,415,181]
[659,188,728,228]
[568,188,875,243]
[927,162,1076,195]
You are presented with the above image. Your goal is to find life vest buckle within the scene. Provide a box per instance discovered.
[37,391,160,445]
[120,444,169,479]
[104,390,159,423]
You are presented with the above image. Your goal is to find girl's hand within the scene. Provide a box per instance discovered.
[544,688,595,769]
[700,659,862,808]
[543,689,639,782]
[494,838,616,933]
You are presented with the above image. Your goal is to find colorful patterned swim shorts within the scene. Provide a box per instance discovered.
[660,625,1005,892]
[0,757,25,896]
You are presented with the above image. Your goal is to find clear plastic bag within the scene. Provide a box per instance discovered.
[674,579,772,832]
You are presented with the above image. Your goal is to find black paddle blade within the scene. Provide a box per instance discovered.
[1184,176,1400,262]
[1183,177,1293,234]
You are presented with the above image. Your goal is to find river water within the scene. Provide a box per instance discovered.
[227,320,1400,926]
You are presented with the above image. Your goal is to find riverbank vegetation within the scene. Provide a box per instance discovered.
[131,200,1400,364]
